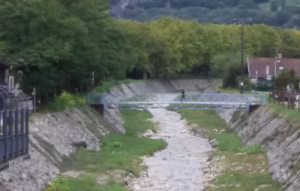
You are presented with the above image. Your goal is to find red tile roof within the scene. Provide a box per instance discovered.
[247,57,300,79]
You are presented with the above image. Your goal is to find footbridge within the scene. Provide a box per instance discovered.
[87,93,267,110]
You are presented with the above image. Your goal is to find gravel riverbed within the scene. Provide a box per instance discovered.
[127,94,214,191]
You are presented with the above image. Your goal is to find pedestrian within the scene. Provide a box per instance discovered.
[181,89,186,102]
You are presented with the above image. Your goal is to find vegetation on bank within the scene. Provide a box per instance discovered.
[1,0,300,104]
[45,110,166,191]
[177,110,281,191]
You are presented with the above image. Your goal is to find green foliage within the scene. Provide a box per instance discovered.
[49,92,85,112]
[275,68,300,88]
[208,172,281,191]
[45,175,128,191]
[0,0,300,100]
[239,145,264,154]
[120,110,155,136]
[121,0,300,28]
[65,110,166,176]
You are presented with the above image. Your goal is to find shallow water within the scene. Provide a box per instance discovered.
[129,94,212,191]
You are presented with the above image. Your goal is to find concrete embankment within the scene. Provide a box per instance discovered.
[0,79,220,191]
[0,105,119,191]
[218,107,300,191]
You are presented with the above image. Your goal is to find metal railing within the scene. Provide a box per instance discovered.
[0,109,29,170]
[269,88,300,110]
[88,93,267,110]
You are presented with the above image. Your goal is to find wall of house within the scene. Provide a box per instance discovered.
[218,107,300,191]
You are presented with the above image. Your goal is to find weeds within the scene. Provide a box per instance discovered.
[46,175,128,191]
[177,109,280,191]
[46,109,166,191]
[49,92,86,112]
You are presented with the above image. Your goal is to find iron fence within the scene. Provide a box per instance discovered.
[0,109,29,169]
[269,88,300,110]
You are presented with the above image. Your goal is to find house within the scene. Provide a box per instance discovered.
[247,54,300,83]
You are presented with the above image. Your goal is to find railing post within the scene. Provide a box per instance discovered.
[25,109,29,154]
[9,110,13,159]
[3,110,7,162]
[0,111,2,164]
[15,110,19,156]
[20,109,25,154]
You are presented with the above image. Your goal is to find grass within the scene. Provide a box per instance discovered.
[178,110,227,132]
[45,176,129,191]
[265,102,300,123]
[45,109,166,191]
[177,109,281,191]
[120,110,156,135]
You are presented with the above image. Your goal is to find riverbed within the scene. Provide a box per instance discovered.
[128,94,213,191]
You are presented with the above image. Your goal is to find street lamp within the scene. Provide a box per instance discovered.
[233,18,252,94]
[275,60,281,76]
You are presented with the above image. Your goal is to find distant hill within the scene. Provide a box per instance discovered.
[110,0,300,28]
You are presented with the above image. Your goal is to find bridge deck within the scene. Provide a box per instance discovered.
[118,101,252,105]
[87,93,267,110]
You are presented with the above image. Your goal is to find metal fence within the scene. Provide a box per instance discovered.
[269,88,300,110]
[0,109,29,169]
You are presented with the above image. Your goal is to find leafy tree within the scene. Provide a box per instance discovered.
[275,68,300,88]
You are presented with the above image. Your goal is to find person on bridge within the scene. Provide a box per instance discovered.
[181,89,186,102]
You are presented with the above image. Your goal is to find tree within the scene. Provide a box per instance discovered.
[275,68,300,89]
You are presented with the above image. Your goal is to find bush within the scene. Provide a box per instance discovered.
[236,76,255,91]
[239,145,264,154]
[49,92,86,112]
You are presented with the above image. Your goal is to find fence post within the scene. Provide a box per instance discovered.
[15,110,19,156]
[9,110,13,159]
[0,111,2,164]
[20,109,24,154]
[3,110,7,162]
[25,109,29,154]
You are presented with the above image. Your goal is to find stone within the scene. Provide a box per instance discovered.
[209,139,219,148]
[71,141,87,149]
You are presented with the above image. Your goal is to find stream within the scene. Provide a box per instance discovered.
[128,94,213,191]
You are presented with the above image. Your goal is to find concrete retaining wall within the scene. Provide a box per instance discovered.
[218,107,300,191]
[0,105,116,191]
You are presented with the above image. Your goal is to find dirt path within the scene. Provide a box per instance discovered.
[128,94,213,191]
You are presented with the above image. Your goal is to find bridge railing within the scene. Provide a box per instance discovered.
[87,93,266,110]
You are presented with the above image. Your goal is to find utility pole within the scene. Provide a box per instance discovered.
[241,19,244,94]
[234,18,252,94]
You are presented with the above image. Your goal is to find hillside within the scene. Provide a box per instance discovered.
[111,0,300,28]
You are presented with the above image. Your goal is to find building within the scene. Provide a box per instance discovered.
[247,54,300,83]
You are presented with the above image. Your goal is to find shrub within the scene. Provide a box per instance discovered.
[239,145,264,154]
[49,92,86,112]
[236,76,255,91]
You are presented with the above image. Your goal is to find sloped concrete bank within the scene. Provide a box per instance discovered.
[0,105,120,191]
[218,107,300,191]
[104,79,221,131]
[0,79,220,191]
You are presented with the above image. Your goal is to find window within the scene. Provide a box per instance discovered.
[266,65,269,75]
